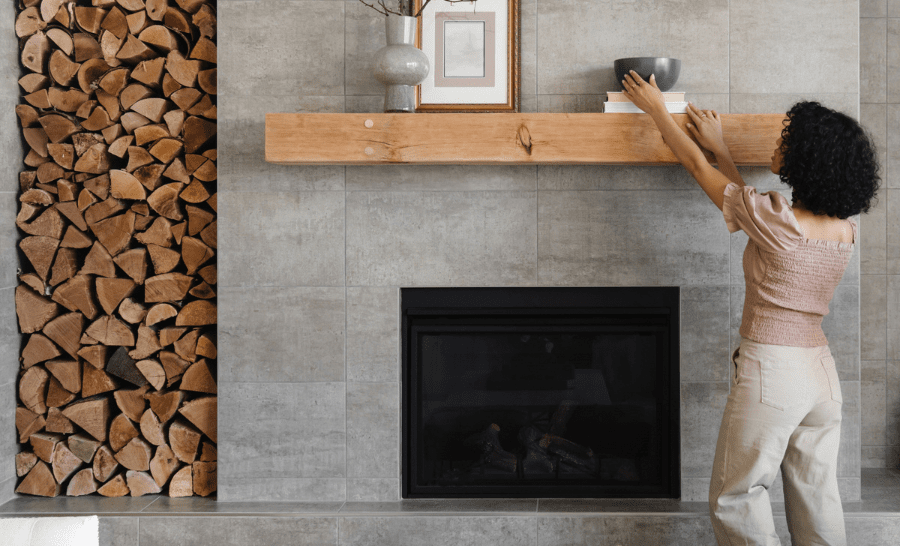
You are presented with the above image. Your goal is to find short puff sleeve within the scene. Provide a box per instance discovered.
[722,182,803,252]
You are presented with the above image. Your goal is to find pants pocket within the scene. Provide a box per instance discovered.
[759,358,805,411]
[820,355,843,404]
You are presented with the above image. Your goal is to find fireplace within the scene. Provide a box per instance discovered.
[401,287,680,499]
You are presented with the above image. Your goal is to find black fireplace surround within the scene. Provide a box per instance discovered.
[402,287,680,499]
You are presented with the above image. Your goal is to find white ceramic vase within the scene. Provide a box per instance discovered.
[373,15,430,113]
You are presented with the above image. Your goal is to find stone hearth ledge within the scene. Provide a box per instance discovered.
[1,467,899,517]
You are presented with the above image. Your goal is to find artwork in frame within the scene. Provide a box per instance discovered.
[415,0,520,112]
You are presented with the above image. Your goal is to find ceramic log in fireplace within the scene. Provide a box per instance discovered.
[402,287,680,499]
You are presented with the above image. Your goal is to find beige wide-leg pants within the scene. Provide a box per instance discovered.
[708,337,846,546]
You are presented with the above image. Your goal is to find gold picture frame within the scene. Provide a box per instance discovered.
[415,0,520,112]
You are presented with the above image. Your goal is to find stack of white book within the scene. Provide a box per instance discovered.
[603,91,687,113]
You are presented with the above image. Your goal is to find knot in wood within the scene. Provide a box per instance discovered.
[517,125,532,155]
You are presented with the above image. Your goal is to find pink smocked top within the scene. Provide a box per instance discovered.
[723,182,857,347]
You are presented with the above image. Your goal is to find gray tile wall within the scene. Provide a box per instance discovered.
[2,0,22,504]
[216,0,861,502]
[861,0,900,469]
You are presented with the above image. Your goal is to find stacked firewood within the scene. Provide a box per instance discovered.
[13,0,216,498]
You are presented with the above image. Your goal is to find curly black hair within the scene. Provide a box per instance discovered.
[777,101,880,219]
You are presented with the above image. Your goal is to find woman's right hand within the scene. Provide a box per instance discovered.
[685,103,727,155]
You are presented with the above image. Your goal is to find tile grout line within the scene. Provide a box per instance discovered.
[140,496,161,513]
[728,0,731,110]
[530,0,538,274]
[337,2,350,510]
[884,10,890,473]
[345,155,349,505]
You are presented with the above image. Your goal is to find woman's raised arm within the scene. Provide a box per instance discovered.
[621,70,741,211]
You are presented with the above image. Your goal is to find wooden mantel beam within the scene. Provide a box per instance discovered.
[265,113,785,166]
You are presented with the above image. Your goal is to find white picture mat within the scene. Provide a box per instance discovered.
[421,0,508,104]
[443,21,486,78]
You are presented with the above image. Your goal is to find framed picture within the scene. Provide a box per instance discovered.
[415,0,520,112]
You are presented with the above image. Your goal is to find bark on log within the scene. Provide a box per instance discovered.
[107,346,148,386]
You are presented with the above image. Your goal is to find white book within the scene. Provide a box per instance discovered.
[606,91,686,103]
[603,101,688,114]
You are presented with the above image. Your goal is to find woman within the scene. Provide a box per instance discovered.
[621,70,879,546]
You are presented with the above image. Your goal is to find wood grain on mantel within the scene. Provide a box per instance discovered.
[265,113,785,166]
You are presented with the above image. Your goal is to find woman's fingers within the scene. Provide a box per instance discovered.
[686,105,702,122]
[688,103,705,120]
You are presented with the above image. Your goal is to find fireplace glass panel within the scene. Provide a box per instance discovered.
[402,288,680,499]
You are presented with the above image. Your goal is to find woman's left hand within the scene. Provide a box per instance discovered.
[621,70,665,115]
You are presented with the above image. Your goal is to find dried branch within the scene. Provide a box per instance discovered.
[414,0,478,17]
[358,0,406,16]
[356,0,478,18]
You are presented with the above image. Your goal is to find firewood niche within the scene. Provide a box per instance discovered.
[14,0,217,498]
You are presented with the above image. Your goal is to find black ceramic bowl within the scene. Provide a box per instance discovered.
[614,57,681,92]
